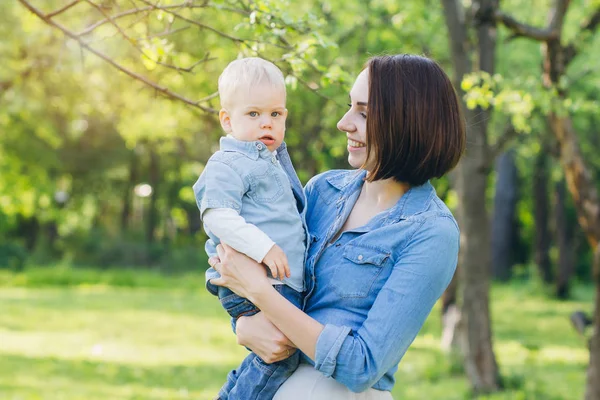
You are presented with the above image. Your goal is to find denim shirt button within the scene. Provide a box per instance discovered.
[256,143,263,150]
[357,254,363,261]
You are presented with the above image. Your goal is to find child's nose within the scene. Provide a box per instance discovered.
[260,116,272,128]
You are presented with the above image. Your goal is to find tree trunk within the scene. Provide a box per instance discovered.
[542,27,600,400]
[121,149,138,233]
[146,148,160,248]
[555,179,574,299]
[455,135,501,391]
[533,144,553,283]
[549,114,600,248]
[491,150,518,281]
[586,246,600,400]
[441,0,502,391]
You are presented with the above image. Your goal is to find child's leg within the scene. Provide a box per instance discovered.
[217,285,303,400]
[223,350,300,400]
[217,286,259,331]
[216,287,260,398]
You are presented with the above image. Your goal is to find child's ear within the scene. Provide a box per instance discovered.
[282,108,289,118]
[219,109,232,133]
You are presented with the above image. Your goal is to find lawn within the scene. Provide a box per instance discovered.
[0,267,593,399]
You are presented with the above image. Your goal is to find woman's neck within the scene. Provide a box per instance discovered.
[361,176,410,210]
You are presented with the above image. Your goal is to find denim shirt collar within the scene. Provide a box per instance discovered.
[328,169,436,222]
[219,136,275,160]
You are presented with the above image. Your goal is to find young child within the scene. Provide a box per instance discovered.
[193,57,306,400]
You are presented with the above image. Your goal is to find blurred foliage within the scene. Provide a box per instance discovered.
[1,0,599,285]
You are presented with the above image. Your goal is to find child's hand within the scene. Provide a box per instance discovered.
[262,245,290,280]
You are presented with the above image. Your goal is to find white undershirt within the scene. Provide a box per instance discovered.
[203,208,282,285]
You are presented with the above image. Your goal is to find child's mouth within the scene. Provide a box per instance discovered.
[259,135,275,146]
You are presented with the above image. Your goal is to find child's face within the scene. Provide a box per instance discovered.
[219,83,288,152]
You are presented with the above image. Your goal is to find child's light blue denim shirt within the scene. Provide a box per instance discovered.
[301,169,459,393]
[193,136,307,294]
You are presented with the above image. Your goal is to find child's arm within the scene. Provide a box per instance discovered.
[203,208,290,280]
[194,158,289,280]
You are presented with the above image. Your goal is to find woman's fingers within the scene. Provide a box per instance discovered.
[264,345,296,363]
[221,242,233,251]
[215,243,226,261]
[209,277,225,287]
[208,256,220,268]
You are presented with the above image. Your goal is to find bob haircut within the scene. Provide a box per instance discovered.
[364,54,466,186]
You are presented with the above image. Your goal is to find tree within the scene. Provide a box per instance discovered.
[440,0,504,391]
[491,149,519,281]
[495,0,600,397]
[533,137,554,284]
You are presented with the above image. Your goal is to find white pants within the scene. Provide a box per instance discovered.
[273,364,393,400]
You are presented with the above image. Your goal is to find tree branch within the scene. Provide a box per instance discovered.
[47,0,82,18]
[84,0,208,73]
[549,0,571,32]
[78,3,211,36]
[494,10,558,41]
[17,0,217,113]
[137,0,245,44]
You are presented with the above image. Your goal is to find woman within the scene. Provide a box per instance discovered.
[209,54,466,398]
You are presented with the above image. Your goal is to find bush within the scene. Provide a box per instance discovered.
[63,228,208,272]
[0,241,27,271]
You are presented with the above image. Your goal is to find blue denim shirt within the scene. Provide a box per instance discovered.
[193,137,307,294]
[301,169,459,392]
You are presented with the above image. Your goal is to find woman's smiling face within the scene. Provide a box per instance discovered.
[336,69,372,170]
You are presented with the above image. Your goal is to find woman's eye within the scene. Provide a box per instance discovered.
[249,111,258,117]
[360,112,367,119]
[347,103,352,108]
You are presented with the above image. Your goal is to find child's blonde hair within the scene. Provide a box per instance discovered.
[218,57,286,109]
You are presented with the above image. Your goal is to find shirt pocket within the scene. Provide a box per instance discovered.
[247,165,284,203]
[333,244,391,298]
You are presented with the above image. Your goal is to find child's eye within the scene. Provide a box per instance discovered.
[271,111,281,117]
[249,111,258,117]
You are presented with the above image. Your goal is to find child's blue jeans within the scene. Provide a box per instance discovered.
[211,283,302,400]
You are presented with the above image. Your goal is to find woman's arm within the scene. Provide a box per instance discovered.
[210,243,324,360]
[311,217,459,392]
[212,215,458,392]
[235,312,298,363]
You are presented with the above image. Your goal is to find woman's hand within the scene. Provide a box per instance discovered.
[236,312,297,364]
[209,243,271,301]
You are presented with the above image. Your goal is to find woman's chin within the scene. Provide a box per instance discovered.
[347,157,364,169]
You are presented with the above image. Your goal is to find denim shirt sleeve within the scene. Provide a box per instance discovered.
[313,216,459,393]
[193,159,249,216]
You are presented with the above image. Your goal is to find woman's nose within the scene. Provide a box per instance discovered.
[337,112,354,133]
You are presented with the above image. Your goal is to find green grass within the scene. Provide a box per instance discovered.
[0,267,593,399]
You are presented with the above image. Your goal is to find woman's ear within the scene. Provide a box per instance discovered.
[219,109,232,133]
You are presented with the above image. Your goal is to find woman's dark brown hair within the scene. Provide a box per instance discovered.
[365,54,466,186]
